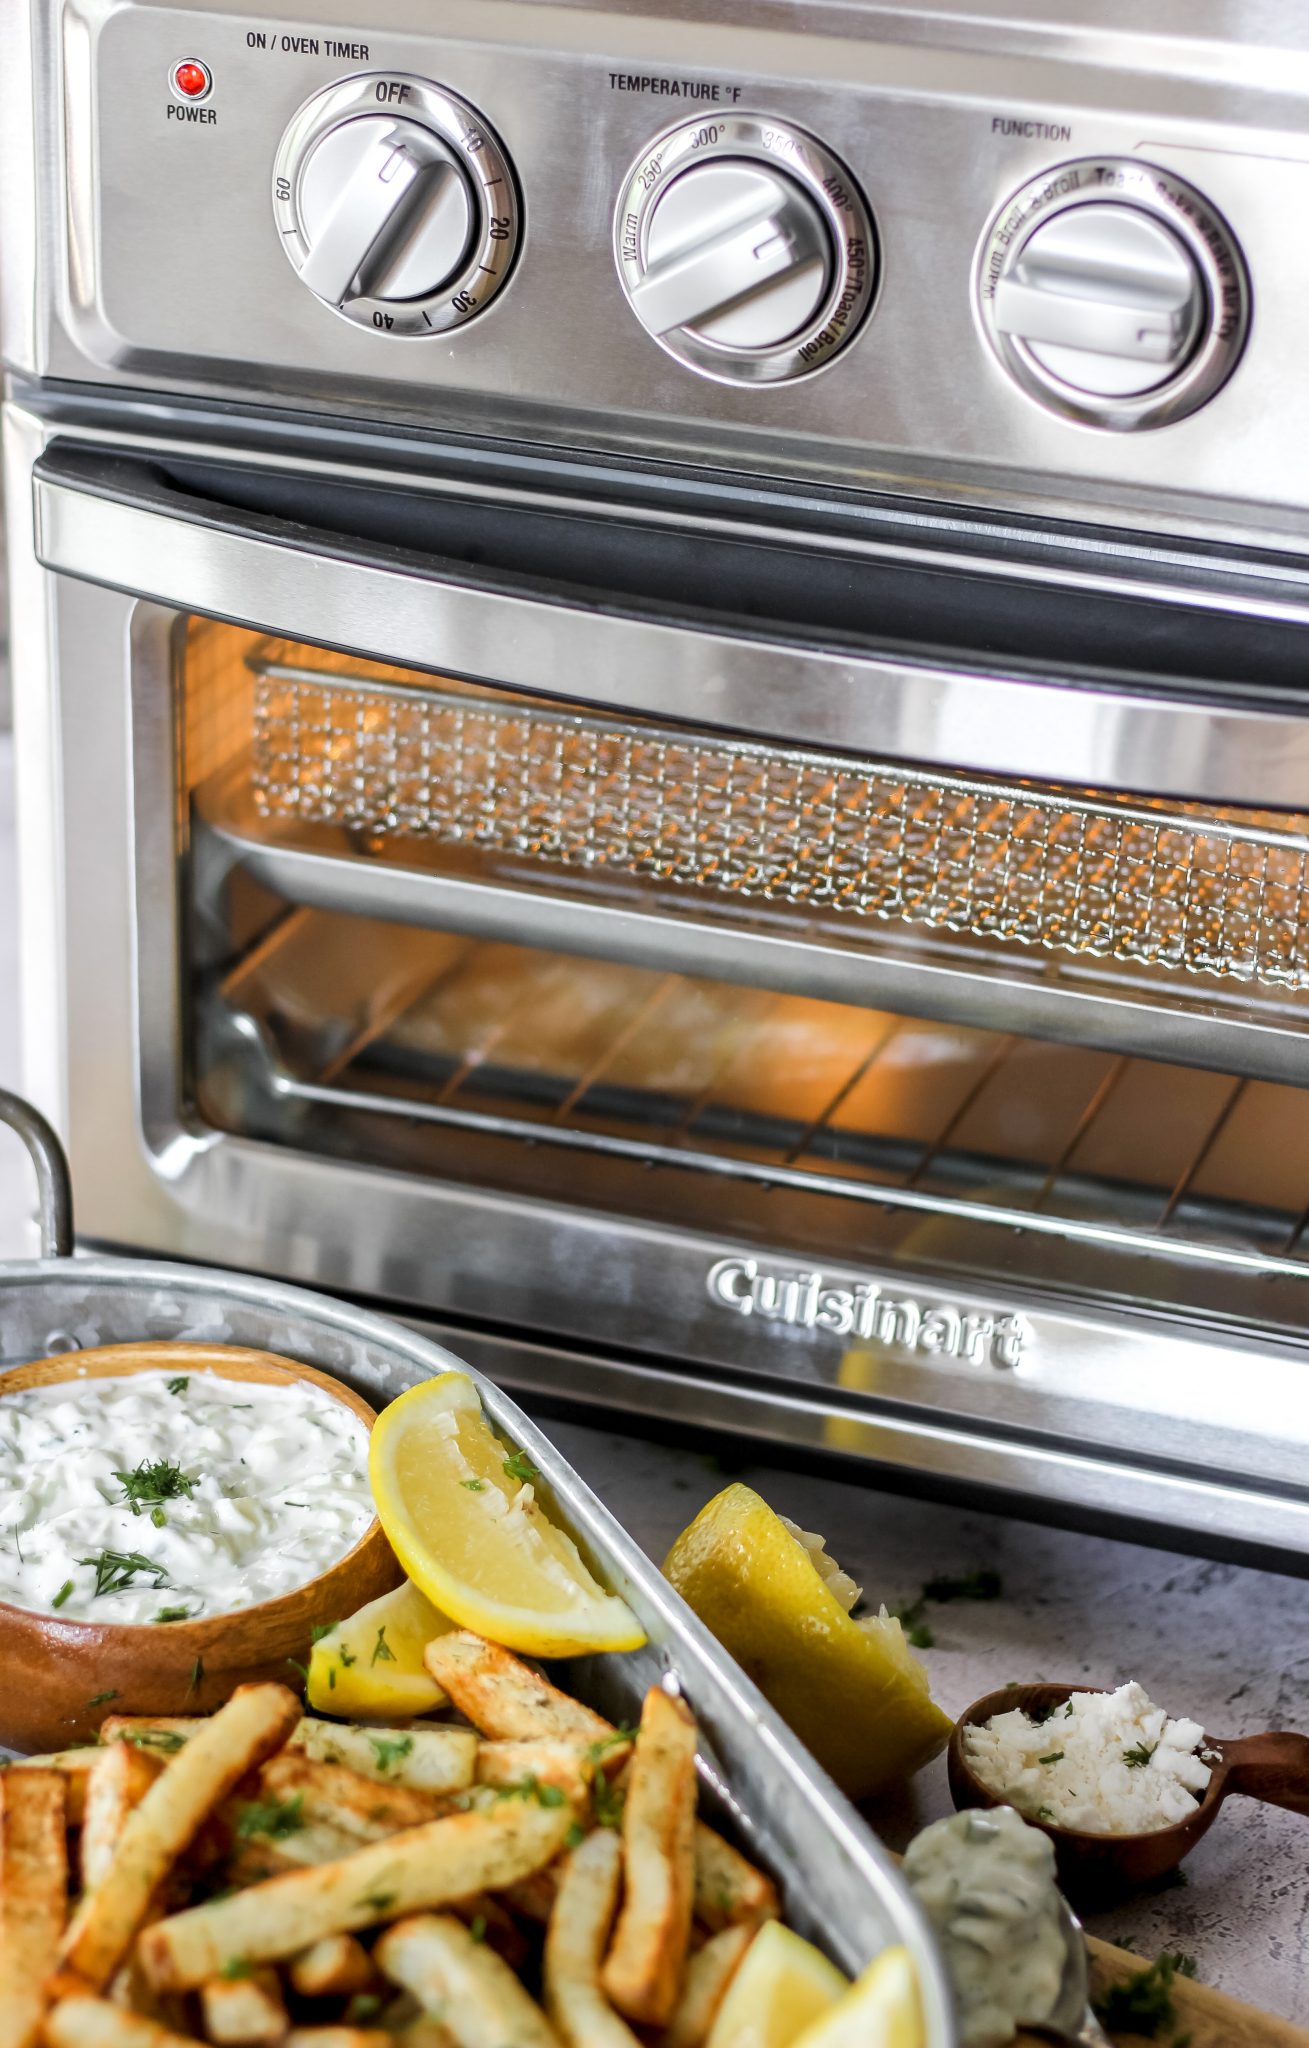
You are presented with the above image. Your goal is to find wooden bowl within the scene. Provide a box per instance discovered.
[0,1341,402,1753]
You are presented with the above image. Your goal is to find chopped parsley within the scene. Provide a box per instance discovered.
[494,1772,567,1810]
[154,1607,191,1624]
[220,1957,252,1981]
[1124,1741,1158,1769]
[235,1793,305,1842]
[346,1994,384,2023]
[78,1549,170,1599]
[1091,1952,1196,2037]
[586,1724,638,1762]
[566,1821,586,1850]
[166,1376,189,1396]
[51,1580,74,1610]
[310,1622,338,1644]
[1038,1750,1065,1766]
[285,1657,309,1686]
[358,1890,397,1914]
[86,1689,119,1710]
[369,1735,414,1773]
[1029,1699,1059,1726]
[337,1643,357,1669]
[370,1627,395,1667]
[502,1449,538,1484]
[187,1654,205,1697]
[462,1478,486,1492]
[113,1459,199,1519]
[124,1728,187,1755]
[469,1913,487,1944]
[593,1775,626,1829]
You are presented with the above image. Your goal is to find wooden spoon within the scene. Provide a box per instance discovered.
[948,1682,1309,1902]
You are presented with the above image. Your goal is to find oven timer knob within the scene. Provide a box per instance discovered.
[272,74,521,337]
[977,159,1250,429]
[615,116,878,384]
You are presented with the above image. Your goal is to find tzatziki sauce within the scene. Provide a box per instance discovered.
[0,1370,372,1624]
[904,1806,1067,2047]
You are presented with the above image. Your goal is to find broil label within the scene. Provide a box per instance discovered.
[706,1256,1029,1369]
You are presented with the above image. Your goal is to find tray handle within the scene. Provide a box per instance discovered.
[0,1089,74,1259]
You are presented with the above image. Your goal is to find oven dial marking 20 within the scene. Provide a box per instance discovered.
[615,115,878,383]
[272,74,521,336]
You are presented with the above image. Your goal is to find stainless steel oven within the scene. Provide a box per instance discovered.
[6,0,1309,1564]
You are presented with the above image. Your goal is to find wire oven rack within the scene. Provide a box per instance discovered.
[247,654,1309,991]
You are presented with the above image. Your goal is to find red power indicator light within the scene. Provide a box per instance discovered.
[171,60,211,99]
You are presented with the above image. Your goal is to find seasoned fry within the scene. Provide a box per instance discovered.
[476,1742,591,1804]
[56,1683,303,1993]
[423,1635,615,1751]
[198,1969,288,2046]
[376,1913,561,2048]
[692,1825,778,1932]
[391,2026,458,2048]
[12,1750,98,1825]
[544,1831,640,2048]
[82,1744,165,1892]
[288,1722,476,1795]
[0,1769,66,2048]
[40,1998,208,2048]
[257,1752,445,1841]
[141,1801,574,1990]
[660,1926,756,2048]
[288,1934,375,1999]
[601,1690,698,2028]
[283,2033,390,2048]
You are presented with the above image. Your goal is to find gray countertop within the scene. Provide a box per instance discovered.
[545,1416,1309,2027]
[0,730,1303,2026]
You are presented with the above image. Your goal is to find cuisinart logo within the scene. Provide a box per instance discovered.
[706,1257,1029,1369]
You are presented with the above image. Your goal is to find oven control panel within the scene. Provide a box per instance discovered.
[21,2,1309,526]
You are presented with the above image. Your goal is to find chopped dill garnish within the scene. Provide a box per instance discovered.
[1091,1952,1196,2036]
[369,1735,414,1773]
[923,1568,1003,1604]
[496,1773,567,1810]
[462,1478,486,1491]
[51,1580,74,1610]
[1123,1741,1158,1769]
[566,1821,586,1849]
[187,1654,205,1696]
[337,1643,357,1669]
[586,1724,637,1762]
[235,1792,305,1841]
[154,1606,191,1624]
[113,1459,199,1519]
[358,1890,397,1914]
[310,1622,337,1644]
[166,1377,189,1396]
[1038,1750,1065,1766]
[85,1689,119,1710]
[593,1775,626,1829]
[125,1727,187,1754]
[285,1657,309,1685]
[370,1626,395,1667]
[78,1549,170,1599]
[220,1956,252,1980]
[502,1449,538,1484]
[469,1913,487,1944]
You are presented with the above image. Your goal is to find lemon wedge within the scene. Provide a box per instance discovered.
[705,1921,849,2048]
[791,1947,924,2048]
[307,1579,455,1718]
[663,1484,951,1799]
[368,1372,645,1658]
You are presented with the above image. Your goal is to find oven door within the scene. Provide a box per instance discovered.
[13,400,1309,1563]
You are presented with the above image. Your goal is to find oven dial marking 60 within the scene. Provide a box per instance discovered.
[615,116,877,384]
[272,74,520,336]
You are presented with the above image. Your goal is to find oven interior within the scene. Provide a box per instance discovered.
[180,617,1309,1345]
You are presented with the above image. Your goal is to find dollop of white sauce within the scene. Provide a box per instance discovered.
[904,1807,1067,2048]
[0,1370,373,1624]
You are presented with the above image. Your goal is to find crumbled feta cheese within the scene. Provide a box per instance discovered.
[963,1681,1211,1834]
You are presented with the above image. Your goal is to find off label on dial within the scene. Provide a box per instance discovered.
[272,72,522,337]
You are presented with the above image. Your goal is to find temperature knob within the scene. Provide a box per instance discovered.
[977,160,1249,429]
[273,74,520,337]
[616,117,877,384]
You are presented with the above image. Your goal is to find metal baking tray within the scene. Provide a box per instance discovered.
[0,1088,956,2041]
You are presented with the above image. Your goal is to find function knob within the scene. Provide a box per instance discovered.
[616,116,877,384]
[273,75,520,337]
[977,160,1249,429]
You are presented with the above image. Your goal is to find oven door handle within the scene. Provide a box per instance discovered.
[31,437,1309,805]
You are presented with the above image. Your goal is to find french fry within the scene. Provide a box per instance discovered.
[601,1690,698,2029]
[375,1913,560,2047]
[543,1831,640,2048]
[40,1998,208,2048]
[56,1683,303,1993]
[691,1826,778,1932]
[391,2026,459,2048]
[232,1821,363,1871]
[198,1970,288,2046]
[12,1750,98,1825]
[141,1800,574,1990]
[476,1742,592,1804]
[256,1752,445,1841]
[287,1722,476,1795]
[283,2033,390,2048]
[423,1635,615,1752]
[660,1926,756,2048]
[0,1769,66,2048]
[82,1744,165,1892]
[100,1720,206,1751]
[287,1934,375,1999]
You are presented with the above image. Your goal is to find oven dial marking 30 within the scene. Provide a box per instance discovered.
[615,116,877,384]
[977,158,1250,429]
[272,74,520,336]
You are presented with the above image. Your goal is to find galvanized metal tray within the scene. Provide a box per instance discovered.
[0,1088,956,2040]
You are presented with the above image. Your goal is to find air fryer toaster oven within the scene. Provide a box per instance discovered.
[7,0,1309,1563]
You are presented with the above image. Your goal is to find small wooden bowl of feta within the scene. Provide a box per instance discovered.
[948,1679,1309,1900]
[0,1340,402,1754]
